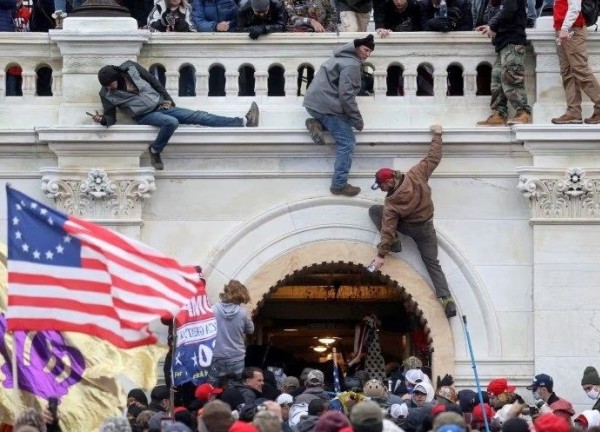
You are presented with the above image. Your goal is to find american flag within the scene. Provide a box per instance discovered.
[5,186,203,349]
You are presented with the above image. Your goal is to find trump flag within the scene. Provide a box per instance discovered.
[5,185,203,348]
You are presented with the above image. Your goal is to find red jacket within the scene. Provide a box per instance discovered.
[553,0,585,30]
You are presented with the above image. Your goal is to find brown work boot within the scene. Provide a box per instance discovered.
[330,184,361,197]
[584,112,600,124]
[507,110,531,125]
[306,118,326,145]
[477,112,507,126]
[551,113,583,124]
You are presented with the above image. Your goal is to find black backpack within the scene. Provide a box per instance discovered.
[581,0,600,28]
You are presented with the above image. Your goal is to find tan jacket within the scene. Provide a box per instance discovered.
[377,133,442,257]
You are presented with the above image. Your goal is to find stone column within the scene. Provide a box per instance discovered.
[515,125,600,410]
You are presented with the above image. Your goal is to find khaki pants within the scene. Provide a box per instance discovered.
[556,26,600,116]
[338,11,371,32]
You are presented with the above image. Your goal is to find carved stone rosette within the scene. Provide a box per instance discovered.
[517,168,600,220]
[40,169,156,220]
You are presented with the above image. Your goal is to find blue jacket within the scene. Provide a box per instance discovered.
[0,0,16,32]
[193,0,238,31]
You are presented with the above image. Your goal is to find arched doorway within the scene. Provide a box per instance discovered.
[249,261,434,379]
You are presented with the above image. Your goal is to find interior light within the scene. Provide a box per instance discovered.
[318,337,337,345]
[313,346,327,353]
[283,329,298,332]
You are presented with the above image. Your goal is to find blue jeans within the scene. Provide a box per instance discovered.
[136,107,243,153]
[207,357,245,385]
[54,0,85,10]
[527,0,537,21]
[305,108,356,189]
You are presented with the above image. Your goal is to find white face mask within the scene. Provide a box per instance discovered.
[587,388,600,400]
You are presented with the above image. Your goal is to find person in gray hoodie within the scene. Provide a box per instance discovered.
[303,34,374,197]
[208,280,255,384]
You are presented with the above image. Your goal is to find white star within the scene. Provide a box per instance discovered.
[47,217,54,226]
[12,217,19,225]
[15,231,22,240]
[56,244,64,254]
[30,202,38,209]
[15,203,21,211]
[175,351,183,366]
[63,235,71,243]
[191,351,199,367]
[22,244,29,252]
[33,250,41,259]
[40,208,48,215]
[45,251,54,260]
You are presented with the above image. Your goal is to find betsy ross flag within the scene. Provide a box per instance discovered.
[5,185,202,349]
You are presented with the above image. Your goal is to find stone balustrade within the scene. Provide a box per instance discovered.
[2,16,600,128]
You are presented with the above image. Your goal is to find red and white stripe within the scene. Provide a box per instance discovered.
[7,215,202,349]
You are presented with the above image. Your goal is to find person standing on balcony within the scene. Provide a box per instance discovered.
[475,0,532,126]
[0,0,16,32]
[237,0,287,39]
[51,0,86,29]
[337,0,372,31]
[303,34,375,197]
[148,0,196,32]
[374,0,424,35]
[550,0,600,124]
[92,60,259,170]
[193,0,239,32]
[284,0,337,32]
[367,125,458,319]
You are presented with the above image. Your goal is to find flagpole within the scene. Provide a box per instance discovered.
[10,331,20,419]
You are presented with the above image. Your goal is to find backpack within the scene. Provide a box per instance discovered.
[581,0,600,28]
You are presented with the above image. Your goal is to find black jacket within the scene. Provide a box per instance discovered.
[374,0,423,30]
[421,0,473,31]
[237,0,287,33]
[487,0,527,51]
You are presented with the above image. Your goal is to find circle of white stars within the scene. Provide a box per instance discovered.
[12,200,72,261]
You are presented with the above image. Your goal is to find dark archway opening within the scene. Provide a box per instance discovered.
[248,262,433,384]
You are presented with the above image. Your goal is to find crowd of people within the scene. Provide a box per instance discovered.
[12,357,600,432]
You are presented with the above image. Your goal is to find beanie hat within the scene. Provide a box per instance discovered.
[502,418,530,432]
[164,423,192,432]
[581,366,600,386]
[350,400,384,427]
[534,413,570,432]
[251,0,270,12]
[472,403,495,424]
[307,369,325,385]
[364,379,387,398]
[314,411,351,432]
[431,405,447,418]
[98,65,121,87]
[371,168,394,190]
[353,34,375,51]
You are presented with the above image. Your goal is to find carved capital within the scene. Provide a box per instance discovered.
[40,168,156,220]
[517,168,600,221]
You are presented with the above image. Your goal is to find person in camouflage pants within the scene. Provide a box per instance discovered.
[475,0,531,126]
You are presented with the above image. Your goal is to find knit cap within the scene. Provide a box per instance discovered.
[314,411,351,432]
[97,65,121,86]
[250,0,270,12]
[353,34,375,51]
[581,366,600,386]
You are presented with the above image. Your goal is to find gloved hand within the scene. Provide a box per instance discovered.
[354,120,364,131]
[249,25,266,39]
[437,373,454,389]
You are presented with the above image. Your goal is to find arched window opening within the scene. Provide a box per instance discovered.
[36,65,53,96]
[417,63,434,96]
[297,64,314,96]
[208,64,226,96]
[238,65,255,97]
[268,65,285,96]
[386,65,404,96]
[179,64,196,97]
[447,64,464,96]
[476,63,492,96]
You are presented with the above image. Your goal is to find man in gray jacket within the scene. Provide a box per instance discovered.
[92,60,259,170]
[303,34,374,197]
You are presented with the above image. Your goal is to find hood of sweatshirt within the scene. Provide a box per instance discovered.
[333,42,360,62]
[216,302,241,320]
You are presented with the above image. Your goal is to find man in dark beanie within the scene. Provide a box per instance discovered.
[368,124,457,318]
[581,366,600,411]
[303,34,374,197]
[237,0,287,39]
[92,60,259,170]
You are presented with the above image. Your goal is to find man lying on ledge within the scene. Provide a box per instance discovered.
[91,60,259,170]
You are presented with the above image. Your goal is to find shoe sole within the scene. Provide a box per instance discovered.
[246,102,259,127]
[330,188,361,197]
[551,119,583,124]
[306,120,326,145]
[506,121,531,125]
[584,120,600,124]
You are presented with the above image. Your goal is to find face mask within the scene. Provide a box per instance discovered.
[532,391,542,401]
[587,388,600,400]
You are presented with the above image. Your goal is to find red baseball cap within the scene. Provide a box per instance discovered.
[195,383,223,401]
[371,168,395,190]
[534,413,570,432]
[472,403,495,423]
[486,378,516,396]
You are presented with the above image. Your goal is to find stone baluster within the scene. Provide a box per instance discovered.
[52,72,63,96]
[284,70,297,97]
[196,71,209,97]
[403,72,417,97]
[254,71,268,97]
[165,71,179,95]
[225,69,239,96]
[21,70,37,96]
[373,69,388,97]
[464,71,477,101]
[434,70,447,102]
[0,70,5,96]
